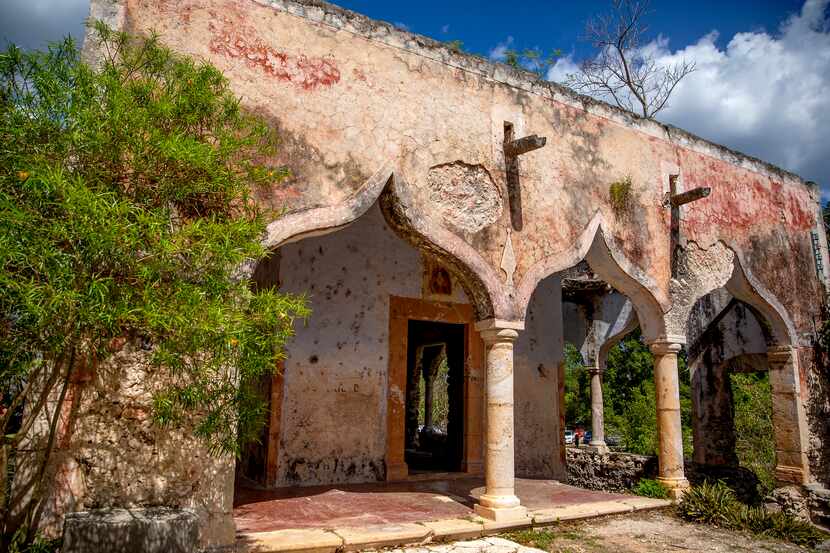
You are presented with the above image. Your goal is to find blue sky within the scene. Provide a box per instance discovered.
[335,1,805,62]
[2,1,829,198]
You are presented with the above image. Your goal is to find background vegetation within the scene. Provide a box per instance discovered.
[564,330,775,490]
[0,26,307,548]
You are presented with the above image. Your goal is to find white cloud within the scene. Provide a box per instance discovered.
[441,24,450,34]
[489,36,514,61]
[393,21,410,32]
[548,0,830,196]
[546,54,579,83]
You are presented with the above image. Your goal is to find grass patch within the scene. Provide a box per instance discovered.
[633,478,669,499]
[503,528,559,550]
[678,480,828,547]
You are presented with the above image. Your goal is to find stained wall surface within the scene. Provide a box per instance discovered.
[70,0,830,544]
[276,205,566,485]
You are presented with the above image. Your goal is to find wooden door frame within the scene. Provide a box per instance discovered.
[386,295,484,481]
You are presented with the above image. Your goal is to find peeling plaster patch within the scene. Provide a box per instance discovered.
[667,241,735,337]
[426,162,502,234]
[208,21,340,90]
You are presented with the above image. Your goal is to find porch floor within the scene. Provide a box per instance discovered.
[234,477,671,552]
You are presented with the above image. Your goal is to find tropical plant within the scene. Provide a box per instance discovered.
[633,478,669,499]
[0,24,308,546]
[678,481,828,547]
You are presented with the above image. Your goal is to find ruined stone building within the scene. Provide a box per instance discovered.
[41,0,830,549]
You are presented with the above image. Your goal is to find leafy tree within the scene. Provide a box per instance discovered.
[503,47,562,78]
[602,329,692,455]
[0,25,308,546]
[563,342,591,427]
[731,372,775,493]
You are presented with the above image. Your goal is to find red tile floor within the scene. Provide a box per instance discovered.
[233,477,631,534]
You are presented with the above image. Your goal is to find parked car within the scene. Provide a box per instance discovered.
[606,434,622,447]
[584,430,592,443]
[564,429,574,445]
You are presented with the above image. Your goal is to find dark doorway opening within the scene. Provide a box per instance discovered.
[404,320,465,473]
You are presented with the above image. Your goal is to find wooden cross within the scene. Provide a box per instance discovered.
[504,122,546,231]
[666,174,710,277]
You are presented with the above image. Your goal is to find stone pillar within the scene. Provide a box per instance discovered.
[690,354,738,467]
[588,367,608,452]
[474,319,528,522]
[649,336,690,500]
[423,369,434,429]
[768,345,810,485]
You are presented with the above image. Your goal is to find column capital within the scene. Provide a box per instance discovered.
[767,345,794,364]
[474,318,525,332]
[648,334,686,355]
[475,319,523,345]
[479,327,519,345]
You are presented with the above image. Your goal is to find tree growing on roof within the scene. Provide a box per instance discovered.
[565,0,695,119]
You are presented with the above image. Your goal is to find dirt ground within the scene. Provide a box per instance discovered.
[505,509,811,553]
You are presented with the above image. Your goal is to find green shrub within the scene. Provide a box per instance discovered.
[4,528,60,553]
[633,478,669,499]
[0,24,309,546]
[678,481,829,547]
[678,480,736,527]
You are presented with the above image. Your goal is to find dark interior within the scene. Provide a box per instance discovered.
[404,319,465,473]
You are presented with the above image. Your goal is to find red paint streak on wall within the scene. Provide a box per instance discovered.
[209,28,340,90]
[680,153,815,239]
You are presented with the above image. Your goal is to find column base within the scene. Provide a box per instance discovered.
[474,503,529,522]
[656,477,690,500]
[587,441,609,454]
[775,465,808,485]
[475,494,527,521]
[386,462,409,482]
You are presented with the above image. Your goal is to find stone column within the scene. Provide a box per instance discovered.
[474,320,528,522]
[768,345,810,485]
[649,336,690,500]
[423,369,434,429]
[588,367,608,452]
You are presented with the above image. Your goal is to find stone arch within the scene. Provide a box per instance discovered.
[671,241,795,348]
[517,213,666,341]
[253,162,502,320]
[685,252,808,484]
[724,255,796,347]
[378,174,506,321]
[596,304,639,371]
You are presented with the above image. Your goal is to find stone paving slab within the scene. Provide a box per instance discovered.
[334,523,433,551]
[532,499,633,524]
[238,528,343,553]
[384,536,546,553]
[236,480,672,552]
[419,518,484,540]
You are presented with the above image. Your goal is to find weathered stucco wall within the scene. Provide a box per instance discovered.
[115,0,824,334]
[276,204,469,485]
[514,275,565,480]
[23,346,236,548]
[72,0,830,541]
[275,204,565,484]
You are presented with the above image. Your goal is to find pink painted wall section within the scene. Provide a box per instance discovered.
[120,0,823,332]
